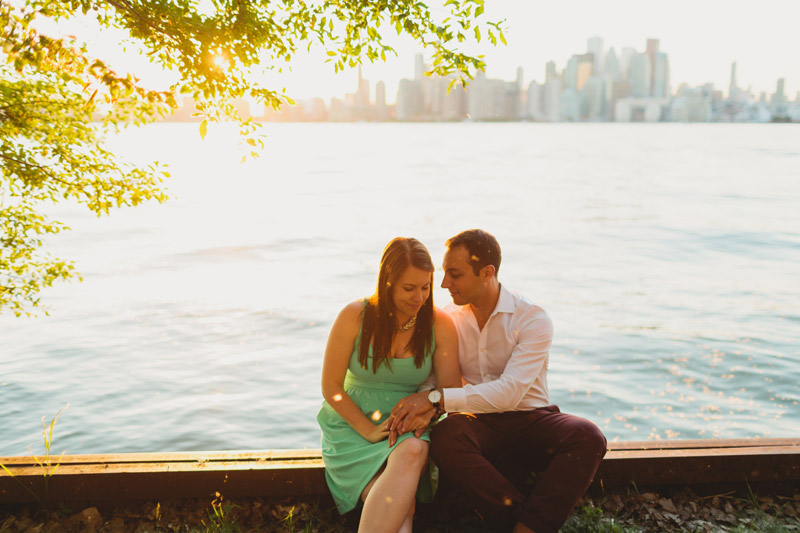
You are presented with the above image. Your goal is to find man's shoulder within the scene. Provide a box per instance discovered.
[503,286,552,329]
[501,285,547,314]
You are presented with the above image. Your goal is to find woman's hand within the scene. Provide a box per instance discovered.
[360,419,390,444]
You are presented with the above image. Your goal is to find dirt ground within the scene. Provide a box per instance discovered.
[1,487,799,532]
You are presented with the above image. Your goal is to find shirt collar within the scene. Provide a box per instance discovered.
[493,283,516,315]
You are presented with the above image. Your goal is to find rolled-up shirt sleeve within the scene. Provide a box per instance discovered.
[443,302,553,413]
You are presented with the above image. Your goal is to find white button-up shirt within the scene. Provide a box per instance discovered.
[443,284,553,413]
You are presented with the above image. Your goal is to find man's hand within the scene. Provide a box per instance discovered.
[388,391,435,434]
[387,410,436,447]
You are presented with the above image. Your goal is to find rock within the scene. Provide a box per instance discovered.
[2,516,16,530]
[105,517,126,533]
[658,498,678,513]
[76,507,102,533]
[42,520,68,533]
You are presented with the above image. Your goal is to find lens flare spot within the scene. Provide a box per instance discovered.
[503,497,513,506]
[371,410,382,421]
[333,394,342,402]
[385,496,393,503]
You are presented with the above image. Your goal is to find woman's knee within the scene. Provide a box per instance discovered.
[391,437,429,466]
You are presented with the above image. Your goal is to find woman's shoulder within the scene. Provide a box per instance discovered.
[327,300,367,345]
[433,306,453,321]
[338,299,368,322]
[432,307,456,334]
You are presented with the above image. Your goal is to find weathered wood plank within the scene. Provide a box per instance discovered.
[2,439,798,505]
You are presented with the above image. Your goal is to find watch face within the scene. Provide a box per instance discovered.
[428,389,442,403]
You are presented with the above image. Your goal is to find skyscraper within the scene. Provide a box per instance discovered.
[771,78,788,117]
[729,62,738,100]
[620,47,636,76]
[653,52,670,98]
[603,47,621,81]
[628,53,651,98]
[414,53,425,80]
[545,61,558,82]
[544,77,561,121]
[356,66,370,107]
[526,81,543,120]
[564,56,578,90]
[587,36,604,75]
[375,80,388,120]
[646,38,659,96]
[575,53,594,91]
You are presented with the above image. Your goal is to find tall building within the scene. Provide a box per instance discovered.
[646,38,659,96]
[771,78,788,117]
[628,53,651,98]
[396,78,422,120]
[355,66,370,108]
[526,81,543,120]
[375,81,388,120]
[729,62,738,100]
[609,80,630,120]
[441,77,467,121]
[564,56,578,90]
[414,53,425,80]
[575,53,594,91]
[545,61,558,82]
[652,52,670,98]
[582,76,605,119]
[603,47,621,81]
[560,87,580,121]
[620,47,636,76]
[564,53,594,91]
[544,77,561,121]
[587,36,604,75]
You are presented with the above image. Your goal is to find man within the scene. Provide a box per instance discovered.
[389,229,607,533]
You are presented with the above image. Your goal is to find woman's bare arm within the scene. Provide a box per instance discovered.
[321,301,388,443]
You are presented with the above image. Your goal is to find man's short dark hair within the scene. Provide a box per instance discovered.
[446,229,501,277]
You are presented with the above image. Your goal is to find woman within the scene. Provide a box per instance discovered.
[317,237,461,533]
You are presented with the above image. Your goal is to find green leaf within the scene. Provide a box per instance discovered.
[0,0,499,315]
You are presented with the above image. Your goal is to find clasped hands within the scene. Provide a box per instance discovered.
[385,390,437,447]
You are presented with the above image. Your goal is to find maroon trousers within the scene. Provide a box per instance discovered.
[430,406,607,533]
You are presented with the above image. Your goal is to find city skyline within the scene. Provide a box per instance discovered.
[170,35,796,124]
[47,0,799,101]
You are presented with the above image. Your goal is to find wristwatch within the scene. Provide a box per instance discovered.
[427,389,442,413]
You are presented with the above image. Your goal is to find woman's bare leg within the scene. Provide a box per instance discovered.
[397,499,416,533]
[358,438,429,533]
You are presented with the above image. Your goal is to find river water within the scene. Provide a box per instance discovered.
[1,122,798,456]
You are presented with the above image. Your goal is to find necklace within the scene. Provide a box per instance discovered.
[396,315,417,332]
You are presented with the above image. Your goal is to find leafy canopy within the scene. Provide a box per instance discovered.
[0,0,504,316]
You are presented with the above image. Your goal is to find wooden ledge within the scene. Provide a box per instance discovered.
[2,439,798,504]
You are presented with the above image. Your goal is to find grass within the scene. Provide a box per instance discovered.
[0,404,69,507]
[2,409,798,531]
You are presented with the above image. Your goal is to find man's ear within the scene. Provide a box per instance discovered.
[481,264,495,281]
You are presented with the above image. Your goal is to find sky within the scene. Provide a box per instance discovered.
[54,0,800,104]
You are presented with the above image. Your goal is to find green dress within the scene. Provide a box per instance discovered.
[317,305,435,514]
